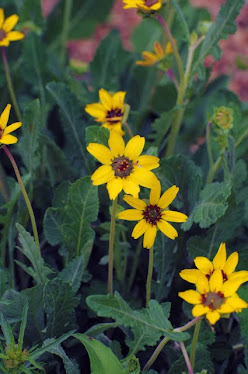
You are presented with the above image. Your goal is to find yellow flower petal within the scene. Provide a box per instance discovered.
[122,177,140,197]
[0,134,18,144]
[102,122,125,136]
[108,130,125,157]
[192,304,209,316]
[196,273,209,294]
[137,155,160,170]
[91,165,113,185]
[4,122,22,135]
[118,209,143,221]
[217,302,234,314]
[222,278,246,297]
[87,143,112,164]
[178,290,202,304]
[85,103,106,120]
[228,271,248,282]
[162,210,188,223]
[143,224,157,249]
[194,257,213,275]
[0,8,4,29]
[124,135,145,160]
[158,185,179,209]
[132,219,150,239]
[209,269,223,292]
[0,38,9,47]
[149,180,161,205]
[157,219,178,240]
[213,243,226,269]
[107,177,123,200]
[206,310,220,325]
[7,31,24,41]
[179,269,200,284]
[3,14,18,33]
[223,252,238,275]
[123,195,146,210]
[0,104,11,130]
[225,295,248,310]
[99,88,112,111]
[131,167,158,189]
[112,91,125,109]
[154,41,164,58]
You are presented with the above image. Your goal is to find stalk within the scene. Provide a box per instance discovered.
[146,245,154,307]
[108,197,118,294]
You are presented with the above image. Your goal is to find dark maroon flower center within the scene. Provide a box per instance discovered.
[0,29,6,41]
[112,156,133,177]
[143,204,162,225]
[0,128,4,139]
[206,270,228,282]
[201,291,224,310]
[145,0,158,7]
[106,108,123,123]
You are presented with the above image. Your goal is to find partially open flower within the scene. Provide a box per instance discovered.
[136,41,173,67]
[0,8,24,47]
[123,0,163,13]
[0,104,22,145]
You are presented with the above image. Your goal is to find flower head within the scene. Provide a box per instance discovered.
[180,243,248,286]
[123,0,163,13]
[179,270,248,325]
[0,8,24,47]
[87,131,159,200]
[0,104,22,145]
[136,41,172,67]
[118,180,187,249]
[85,89,127,135]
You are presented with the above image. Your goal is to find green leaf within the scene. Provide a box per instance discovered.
[86,126,109,147]
[17,301,28,350]
[16,223,53,284]
[43,279,78,338]
[87,293,189,354]
[29,331,74,359]
[151,83,177,113]
[18,0,44,31]
[85,322,119,337]
[171,0,190,42]
[58,255,85,293]
[73,333,127,374]
[132,18,162,52]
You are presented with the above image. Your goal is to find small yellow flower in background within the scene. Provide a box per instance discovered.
[118,180,187,249]
[87,131,159,200]
[136,41,172,66]
[0,8,24,47]
[180,243,248,285]
[85,88,127,135]
[179,270,248,325]
[0,104,22,145]
[123,0,163,13]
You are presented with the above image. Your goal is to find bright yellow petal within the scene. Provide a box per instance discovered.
[194,257,213,275]
[223,252,238,275]
[118,209,143,221]
[7,31,24,41]
[149,179,161,205]
[137,155,160,170]
[99,88,112,111]
[165,42,173,54]
[213,243,226,270]
[0,38,9,47]
[123,195,146,210]
[3,14,18,33]
[108,130,125,157]
[112,91,125,109]
[0,104,11,130]
[228,271,248,282]
[158,185,179,209]
[107,177,123,200]
[124,135,145,160]
[0,8,4,29]
[91,165,113,185]
[218,302,234,314]
[0,134,18,144]
[143,225,157,249]
[157,219,178,240]
[209,269,223,292]
[87,143,112,164]
[154,41,164,58]
[122,177,140,197]
[162,210,188,223]
[222,278,246,297]
[132,219,150,239]
[85,103,107,120]
[4,122,22,135]
[206,310,220,325]
[179,269,200,284]
[192,304,209,316]
[131,167,158,189]
[102,122,125,136]
[225,295,248,310]
[196,273,209,294]
[178,290,202,305]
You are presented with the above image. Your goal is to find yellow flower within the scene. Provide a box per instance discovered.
[85,89,126,135]
[123,0,163,13]
[136,41,172,66]
[87,131,159,200]
[0,8,24,47]
[179,270,248,325]
[0,104,22,145]
[180,243,248,285]
[118,180,187,249]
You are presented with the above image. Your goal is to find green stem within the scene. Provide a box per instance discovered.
[190,318,202,370]
[179,341,194,374]
[3,146,40,253]
[146,245,154,308]
[124,122,134,138]
[1,48,22,122]
[143,316,201,371]
[206,155,223,184]
[126,238,142,293]
[60,0,73,66]
[235,126,248,147]
[206,122,214,169]
[108,197,118,294]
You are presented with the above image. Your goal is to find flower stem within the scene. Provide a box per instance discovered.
[206,122,214,169]
[3,146,40,253]
[1,48,22,122]
[190,318,202,370]
[143,317,201,371]
[126,238,142,293]
[206,155,223,184]
[108,196,118,294]
[60,0,72,66]
[124,122,134,138]
[179,341,194,374]
[146,245,154,308]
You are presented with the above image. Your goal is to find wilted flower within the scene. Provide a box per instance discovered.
[136,41,172,67]
[0,8,24,47]
[0,104,22,145]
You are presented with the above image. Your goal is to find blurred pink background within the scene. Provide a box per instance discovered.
[42,0,248,101]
